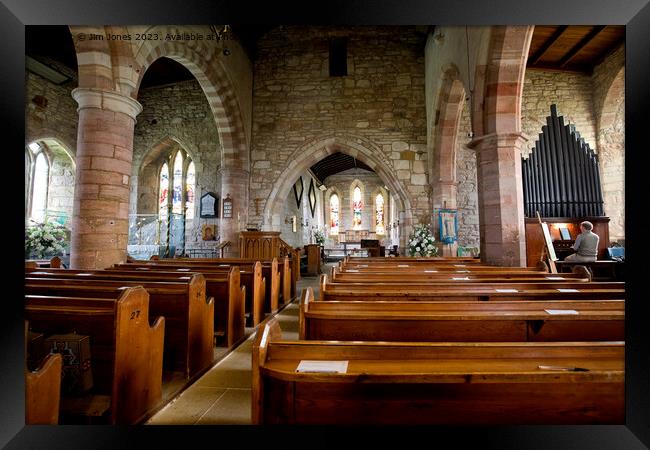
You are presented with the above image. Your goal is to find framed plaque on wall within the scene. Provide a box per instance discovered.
[222,193,233,219]
[200,192,219,218]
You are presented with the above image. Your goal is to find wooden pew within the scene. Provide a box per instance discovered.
[25,287,165,424]
[299,287,624,342]
[331,267,591,282]
[25,272,211,378]
[117,260,274,322]
[25,255,63,269]
[163,256,292,305]
[344,256,482,264]
[252,317,624,425]
[111,261,265,327]
[106,265,245,348]
[25,352,62,424]
[319,275,625,302]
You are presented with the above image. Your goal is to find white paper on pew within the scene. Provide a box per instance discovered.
[359,265,368,268]
[76,273,93,276]
[176,268,192,271]
[456,270,470,273]
[424,270,438,273]
[296,360,348,374]
[179,276,191,280]
[219,264,230,267]
[495,288,519,293]
[454,264,467,267]
[398,264,409,267]
[347,269,359,272]
[557,288,579,293]
[545,309,579,315]
[545,276,565,280]
[30,271,53,275]
[452,277,470,281]
[136,267,150,270]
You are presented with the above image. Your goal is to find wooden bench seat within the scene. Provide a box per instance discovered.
[25,255,63,269]
[25,287,165,424]
[252,317,624,425]
[115,260,271,325]
[331,268,590,282]
[105,266,245,348]
[25,352,62,424]
[299,287,624,342]
[112,262,264,327]
[25,272,211,378]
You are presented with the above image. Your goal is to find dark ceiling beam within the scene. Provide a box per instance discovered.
[529,25,569,66]
[593,35,625,67]
[559,25,607,68]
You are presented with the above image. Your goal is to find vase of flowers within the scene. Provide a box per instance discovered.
[407,224,439,257]
[313,228,325,247]
[25,221,69,259]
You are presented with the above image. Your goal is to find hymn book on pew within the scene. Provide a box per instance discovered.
[296,360,349,374]
[544,309,579,315]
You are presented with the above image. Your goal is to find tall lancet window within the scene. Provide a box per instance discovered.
[330,193,340,235]
[375,193,385,235]
[185,161,195,219]
[31,151,49,223]
[159,162,170,218]
[352,186,362,230]
[172,151,184,214]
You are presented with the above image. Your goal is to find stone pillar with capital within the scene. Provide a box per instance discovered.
[219,168,250,257]
[70,88,142,269]
[468,132,528,266]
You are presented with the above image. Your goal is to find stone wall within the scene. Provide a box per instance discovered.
[322,168,390,247]
[280,171,323,248]
[131,79,222,247]
[592,45,625,243]
[249,26,429,231]
[25,71,78,155]
[521,69,598,156]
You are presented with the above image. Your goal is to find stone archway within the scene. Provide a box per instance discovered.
[262,134,413,249]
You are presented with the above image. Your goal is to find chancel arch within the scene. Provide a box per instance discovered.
[262,135,413,249]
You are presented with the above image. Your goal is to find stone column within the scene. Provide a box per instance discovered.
[70,88,142,269]
[469,132,528,266]
[219,168,249,257]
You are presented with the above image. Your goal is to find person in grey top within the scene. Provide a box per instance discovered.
[565,221,599,262]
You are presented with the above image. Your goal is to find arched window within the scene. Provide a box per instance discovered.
[329,193,339,235]
[185,161,195,220]
[375,193,385,235]
[352,185,362,230]
[172,151,184,214]
[159,162,170,218]
[158,149,194,219]
[31,150,49,223]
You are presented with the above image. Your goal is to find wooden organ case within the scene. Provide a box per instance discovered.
[522,105,609,267]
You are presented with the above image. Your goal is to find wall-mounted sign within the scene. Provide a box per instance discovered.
[200,192,219,218]
[222,193,233,219]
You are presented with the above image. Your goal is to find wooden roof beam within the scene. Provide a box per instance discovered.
[559,25,607,68]
[529,25,569,66]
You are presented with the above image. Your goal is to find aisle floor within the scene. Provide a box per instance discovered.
[145,270,323,425]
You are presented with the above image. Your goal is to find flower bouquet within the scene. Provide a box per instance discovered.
[407,224,439,257]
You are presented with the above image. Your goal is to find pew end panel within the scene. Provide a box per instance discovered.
[25,352,63,424]
[298,287,315,340]
[251,317,283,424]
[282,256,292,304]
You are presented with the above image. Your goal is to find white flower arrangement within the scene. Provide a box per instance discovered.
[407,224,439,257]
[25,221,69,258]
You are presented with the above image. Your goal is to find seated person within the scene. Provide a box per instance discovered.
[564,221,599,262]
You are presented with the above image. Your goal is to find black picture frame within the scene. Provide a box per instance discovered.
[7,2,649,449]
[308,178,317,218]
[293,176,304,207]
[199,192,218,218]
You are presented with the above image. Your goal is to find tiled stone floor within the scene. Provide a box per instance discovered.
[145,268,323,425]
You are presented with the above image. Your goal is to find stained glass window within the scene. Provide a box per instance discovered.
[330,193,339,235]
[352,186,362,230]
[159,162,169,218]
[185,161,195,219]
[375,193,385,235]
[31,152,49,222]
[172,152,183,214]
